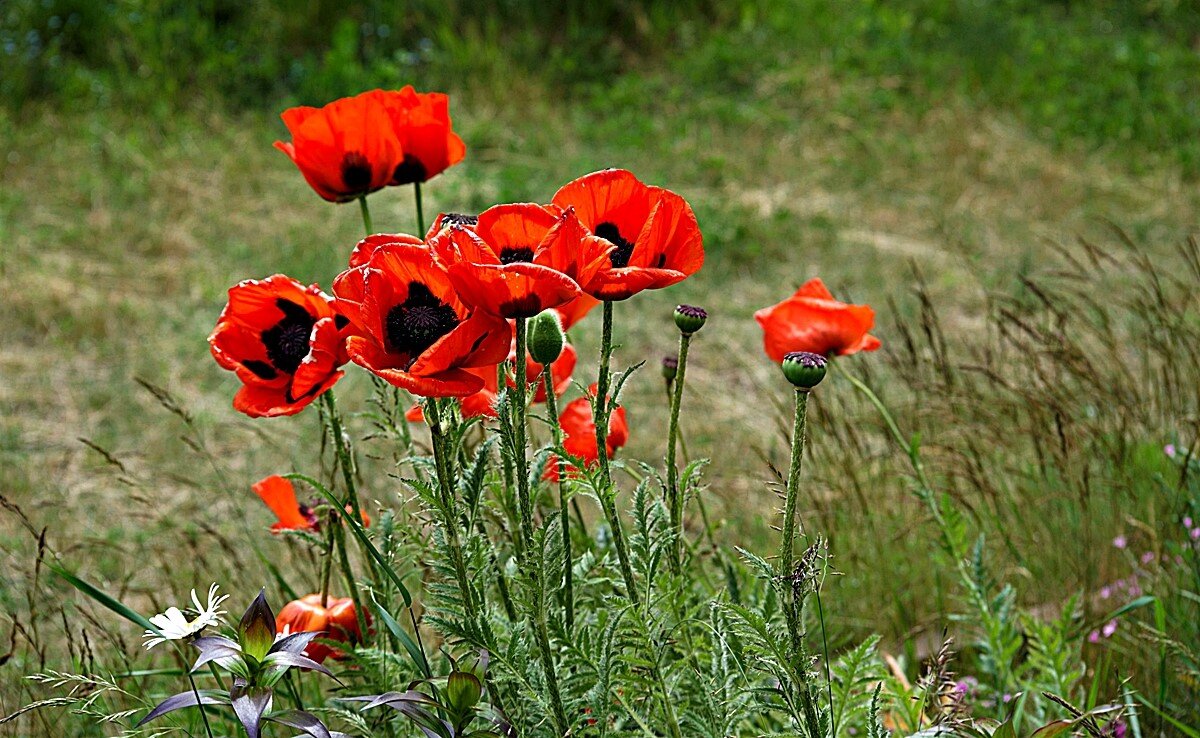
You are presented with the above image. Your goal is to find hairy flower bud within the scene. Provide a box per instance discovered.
[781,351,827,390]
[673,305,708,335]
[527,309,566,366]
[661,355,678,382]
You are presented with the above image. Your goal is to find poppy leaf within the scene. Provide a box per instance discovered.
[266,709,334,738]
[136,689,227,726]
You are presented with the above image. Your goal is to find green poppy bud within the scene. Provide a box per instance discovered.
[781,351,827,389]
[527,310,565,366]
[661,355,678,382]
[673,305,708,335]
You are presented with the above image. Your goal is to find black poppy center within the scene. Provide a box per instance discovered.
[499,247,535,264]
[341,152,373,192]
[262,299,316,375]
[595,222,635,268]
[385,282,459,359]
[393,154,428,185]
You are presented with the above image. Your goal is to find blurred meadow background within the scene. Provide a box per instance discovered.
[3,0,1200,732]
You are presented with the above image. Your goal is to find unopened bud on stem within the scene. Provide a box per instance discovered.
[781,351,827,389]
[673,305,707,335]
[527,310,566,365]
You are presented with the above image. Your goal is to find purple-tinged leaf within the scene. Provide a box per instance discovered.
[268,630,321,656]
[230,681,272,738]
[191,635,243,672]
[266,709,333,738]
[262,650,338,680]
[136,689,226,726]
[347,690,437,711]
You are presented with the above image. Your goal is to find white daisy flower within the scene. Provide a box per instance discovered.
[143,583,230,649]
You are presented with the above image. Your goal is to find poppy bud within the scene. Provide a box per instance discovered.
[527,310,565,366]
[661,355,678,382]
[781,351,827,390]
[673,305,708,335]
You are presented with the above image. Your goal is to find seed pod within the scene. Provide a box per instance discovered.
[781,351,827,389]
[673,305,707,335]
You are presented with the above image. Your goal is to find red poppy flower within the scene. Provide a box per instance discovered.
[755,278,881,361]
[333,240,511,397]
[545,384,629,482]
[378,86,467,185]
[276,594,363,663]
[252,475,370,532]
[551,169,703,301]
[436,204,611,318]
[425,212,479,239]
[405,341,577,422]
[274,90,403,203]
[208,275,347,417]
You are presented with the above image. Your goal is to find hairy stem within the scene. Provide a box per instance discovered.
[543,367,573,632]
[666,330,693,571]
[778,388,810,577]
[593,301,641,606]
[425,398,478,622]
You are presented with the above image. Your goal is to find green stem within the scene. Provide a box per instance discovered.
[511,319,568,734]
[358,195,373,236]
[333,522,370,645]
[543,367,573,632]
[424,397,478,621]
[593,301,640,607]
[814,570,836,738]
[321,391,369,530]
[513,317,534,557]
[414,182,425,235]
[778,389,810,577]
[182,656,215,738]
[319,515,335,608]
[666,330,693,571]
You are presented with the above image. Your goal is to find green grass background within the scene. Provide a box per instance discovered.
[2,0,1199,726]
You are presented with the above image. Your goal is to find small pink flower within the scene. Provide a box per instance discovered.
[1127,583,1143,597]
[1113,535,1127,549]
[1165,444,1177,458]
[1099,586,1113,599]
[1185,516,1194,528]
[1088,629,1101,643]
[1140,551,1155,565]
[1191,528,1200,541]
[1102,619,1118,638]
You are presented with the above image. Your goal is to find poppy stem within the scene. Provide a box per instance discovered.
[176,644,215,738]
[358,195,373,236]
[778,387,810,577]
[593,300,641,607]
[423,397,479,622]
[512,317,534,557]
[666,329,693,571]
[413,182,425,236]
[511,319,569,734]
[542,366,573,633]
[319,515,335,608]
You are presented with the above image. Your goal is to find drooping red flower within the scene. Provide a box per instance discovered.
[377,86,467,185]
[754,278,881,361]
[252,475,370,532]
[436,204,611,318]
[551,169,703,301]
[276,594,363,663]
[545,384,629,481]
[274,90,403,203]
[208,275,347,417]
[404,341,578,422]
[333,239,511,397]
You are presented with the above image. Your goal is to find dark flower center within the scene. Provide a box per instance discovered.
[595,222,635,268]
[341,152,373,192]
[261,299,317,375]
[385,282,459,360]
[393,154,428,185]
[499,247,535,264]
